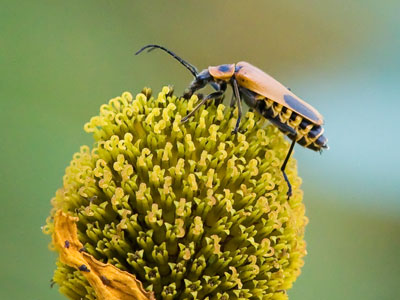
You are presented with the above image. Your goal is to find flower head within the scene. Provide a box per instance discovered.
[44,86,307,300]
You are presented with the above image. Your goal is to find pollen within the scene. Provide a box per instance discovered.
[45,86,307,300]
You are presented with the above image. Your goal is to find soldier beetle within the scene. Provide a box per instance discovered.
[136,44,328,198]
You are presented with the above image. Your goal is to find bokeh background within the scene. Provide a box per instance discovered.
[1,1,399,299]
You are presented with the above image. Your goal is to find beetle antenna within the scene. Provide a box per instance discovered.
[135,44,199,77]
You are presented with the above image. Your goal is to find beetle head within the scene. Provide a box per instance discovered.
[183,69,215,99]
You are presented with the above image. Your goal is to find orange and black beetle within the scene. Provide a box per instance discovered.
[136,44,328,198]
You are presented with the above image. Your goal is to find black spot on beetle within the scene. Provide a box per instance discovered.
[308,126,322,139]
[315,134,328,148]
[307,143,320,151]
[297,137,308,146]
[100,275,111,285]
[79,264,90,272]
[218,64,231,73]
[64,240,70,248]
[79,247,87,253]
[284,94,319,122]
[299,118,311,129]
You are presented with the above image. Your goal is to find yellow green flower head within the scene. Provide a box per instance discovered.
[44,86,307,300]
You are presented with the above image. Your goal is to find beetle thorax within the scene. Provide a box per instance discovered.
[208,64,236,81]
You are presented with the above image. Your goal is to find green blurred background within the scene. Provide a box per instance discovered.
[1,1,399,299]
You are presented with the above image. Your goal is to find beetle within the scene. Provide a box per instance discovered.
[136,44,328,198]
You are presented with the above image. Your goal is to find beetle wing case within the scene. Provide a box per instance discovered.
[235,61,324,125]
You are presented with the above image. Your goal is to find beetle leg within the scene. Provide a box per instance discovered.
[231,78,243,134]
[228,94,236,121]
[268,118,297,136]
[213,82,226,106]
[229,93,236,107]
[181,91,224,123]
[210,82,220,92]
[281,138,296,199]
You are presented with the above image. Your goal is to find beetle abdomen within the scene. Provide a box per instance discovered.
[256,97,328,151]
[239,87,328,151]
